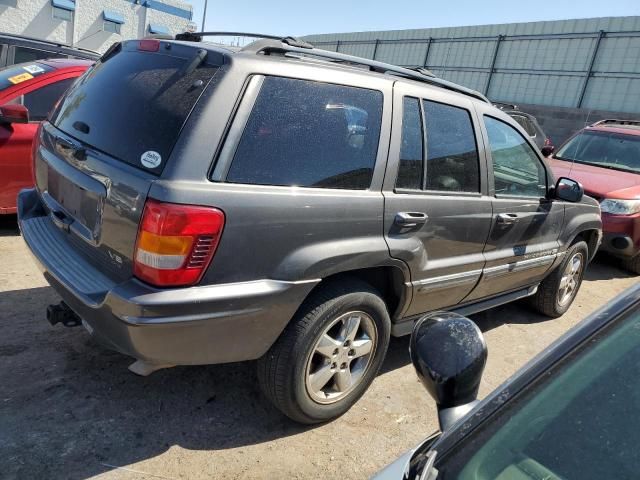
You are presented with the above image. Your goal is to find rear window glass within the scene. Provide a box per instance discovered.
[226,77,383,190]
[51,48,218,174]
[0,62,54,90]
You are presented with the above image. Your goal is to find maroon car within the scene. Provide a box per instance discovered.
[549,119,640,274]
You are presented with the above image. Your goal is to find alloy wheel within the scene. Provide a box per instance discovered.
[304,311,378,405]
[558,252,584,307]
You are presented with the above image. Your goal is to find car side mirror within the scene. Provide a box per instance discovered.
[541,145,555,156]
[555,177,583,203]
[410,311,487,431]
[0,104,29,124]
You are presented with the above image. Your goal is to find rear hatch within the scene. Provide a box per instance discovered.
[34,39,223,281]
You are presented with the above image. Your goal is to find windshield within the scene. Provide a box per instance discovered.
[555,130,640,173]
[436,304,640,480]
[0,62,54,91]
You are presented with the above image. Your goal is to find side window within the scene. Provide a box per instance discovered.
[23,78,75,121]
[13,46,63,65]
[423,100,480,192]
[226,77,383,190]
[484,116,547,198]
[396,97,423,189]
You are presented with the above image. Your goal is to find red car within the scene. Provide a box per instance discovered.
[549,119,640,274]
[0,59,91,214]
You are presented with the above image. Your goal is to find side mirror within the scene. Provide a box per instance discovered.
[541,145,555,157]
[410,311,487,431]
[0,104,29,124]
[555,177,584,203]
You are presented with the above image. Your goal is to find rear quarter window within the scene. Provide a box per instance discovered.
[226,77,383,190]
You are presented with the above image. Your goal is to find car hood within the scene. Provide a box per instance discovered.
[548,158,640,199]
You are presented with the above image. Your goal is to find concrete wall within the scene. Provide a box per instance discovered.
[0,0,192,53]
[304,17,640,115]
[518,103,640,147]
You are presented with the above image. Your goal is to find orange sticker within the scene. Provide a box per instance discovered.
[8,72,34,85]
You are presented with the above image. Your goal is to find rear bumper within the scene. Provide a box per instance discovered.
[18,188,318,365]
[599,213,640,259]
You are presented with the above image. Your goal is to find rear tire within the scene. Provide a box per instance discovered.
[530,241,588,318]
[622,254,640,275]
[257,279,391,424]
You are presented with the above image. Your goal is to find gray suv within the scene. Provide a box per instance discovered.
[18,34,602,424]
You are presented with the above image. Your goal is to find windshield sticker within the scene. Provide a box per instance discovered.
[141,151,162,169]
[8,72,34,85]
[23,64,45,75]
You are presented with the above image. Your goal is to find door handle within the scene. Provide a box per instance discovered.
[395,212,428,227]
[496,213,519,225]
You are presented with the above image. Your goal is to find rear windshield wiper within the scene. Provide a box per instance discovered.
[180,49,207,76]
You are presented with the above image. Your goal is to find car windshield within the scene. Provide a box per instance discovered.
[555,130,640,173]
[0,62,55,91]
[437,304,640,480]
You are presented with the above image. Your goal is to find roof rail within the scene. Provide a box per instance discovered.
[591,119,640,127]
[172,32,489,103]
[240,39,490,103]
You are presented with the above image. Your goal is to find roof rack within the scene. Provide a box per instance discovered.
[591,119,640,127]
[173,32,489,103]
[174,31,313,49]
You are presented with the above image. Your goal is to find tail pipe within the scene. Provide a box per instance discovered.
[46,302,82,328]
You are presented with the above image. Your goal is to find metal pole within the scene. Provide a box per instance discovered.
[422,37,433,68]
[484,34,504,97]
[372,39,380,60]
[335,40,341,53]
[577,30,605,108]
[201,0,208,31]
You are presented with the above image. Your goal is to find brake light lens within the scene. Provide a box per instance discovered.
[134,199,225,287]
[138,39,160,52]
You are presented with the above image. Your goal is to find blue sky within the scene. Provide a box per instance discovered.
[188,0,639,36]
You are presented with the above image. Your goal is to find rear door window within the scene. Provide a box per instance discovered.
[226,77,383,190]
[51,46,219,174]
[396,97,424,190]
[423,100,480,193]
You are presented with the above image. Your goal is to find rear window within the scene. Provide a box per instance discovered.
[51,47,218,174]
[0,62,54,90]
[226,77,383,190]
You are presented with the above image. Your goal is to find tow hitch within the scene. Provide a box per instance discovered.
[46,302,82,327]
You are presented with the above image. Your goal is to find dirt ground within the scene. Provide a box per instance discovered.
[0,213,637,480]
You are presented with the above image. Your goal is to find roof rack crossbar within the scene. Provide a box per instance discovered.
[248,41,489,103]
[175,31,313,49]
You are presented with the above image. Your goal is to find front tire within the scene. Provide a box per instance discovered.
[257,279,391,424]
[530,241,588,318]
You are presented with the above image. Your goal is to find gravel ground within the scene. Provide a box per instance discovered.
[0,213,637,480]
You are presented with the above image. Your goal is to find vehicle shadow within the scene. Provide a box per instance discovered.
[0,214,19,237]
[0,286,314,480]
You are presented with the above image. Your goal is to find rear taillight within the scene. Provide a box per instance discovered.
[133,199,225,287]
